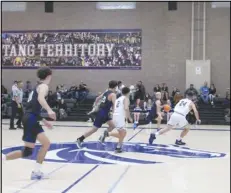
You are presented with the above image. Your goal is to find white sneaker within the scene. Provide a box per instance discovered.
[31,171,49,180]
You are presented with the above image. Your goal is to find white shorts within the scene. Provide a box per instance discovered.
[113,114,126,130]
[167,112,188,128]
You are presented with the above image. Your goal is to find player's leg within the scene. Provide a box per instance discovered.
[175,126,190,145]
[2,142,34,161]
[99,119,115,143]
[76,125,99,148]
[148,113,177,144]
[76,112,105,147]
[115,128,127,153]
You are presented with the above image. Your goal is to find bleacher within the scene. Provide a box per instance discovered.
[2,95,230,125]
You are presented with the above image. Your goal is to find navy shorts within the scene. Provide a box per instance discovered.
[146,110,158,123]
[22,113,44,143]
[93,112,112,128]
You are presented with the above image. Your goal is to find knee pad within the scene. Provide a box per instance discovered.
[22,147,33,157]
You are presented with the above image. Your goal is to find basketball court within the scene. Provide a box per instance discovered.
[2,120,230,193]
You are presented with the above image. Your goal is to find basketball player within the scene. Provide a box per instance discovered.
[2,67,56,180]
[149,92,201,145]
[76,80,118,148]
[99,87,133,153]
[134,92,163,131]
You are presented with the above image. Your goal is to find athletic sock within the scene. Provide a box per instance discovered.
[178,137,183,141]
[155,132,159,136]
[34,162,42,173]
[79,135,85,142]
[117,143,122,149]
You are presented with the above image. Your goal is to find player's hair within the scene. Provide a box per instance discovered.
[118,81,122,84]
[108,80,118,89]
[37,67,52,80]
[122,87,130,95]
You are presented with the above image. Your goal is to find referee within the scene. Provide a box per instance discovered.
[9,81,24,130]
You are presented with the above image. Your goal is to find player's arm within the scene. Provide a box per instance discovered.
[124,97,133,122]
[37,84,52,113]
[191,102,200,121]
[94,93,104,105]
[110,93,117,112]
[156,100,162,117]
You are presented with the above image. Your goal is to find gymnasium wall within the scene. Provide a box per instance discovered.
[2,2,230,95]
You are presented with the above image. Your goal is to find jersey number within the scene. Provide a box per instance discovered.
[116,101,120,108]
[27,91,34,102]
[101,96,106,103]
[179,101,187,107]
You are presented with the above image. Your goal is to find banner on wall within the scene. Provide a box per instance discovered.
[2,29,142,70]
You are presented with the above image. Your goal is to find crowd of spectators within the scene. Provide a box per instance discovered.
[2,31,141,68]
[2,79,230,123]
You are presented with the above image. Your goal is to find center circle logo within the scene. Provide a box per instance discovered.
[2,142,226,165]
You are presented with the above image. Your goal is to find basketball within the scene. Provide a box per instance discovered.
[163,104,171,112]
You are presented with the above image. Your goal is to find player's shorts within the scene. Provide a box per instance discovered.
[93,111,112,128]
[167,112,188,128]
[22,113,44,143]
[113,114,126,129]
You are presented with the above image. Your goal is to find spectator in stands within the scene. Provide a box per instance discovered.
[173,90,183,105]
[171,87,179,98]
[209,84,216,106]
[161,83,169,102]
[138,81,146,100]
[153,84,161,93]
[117,81,125,98]
[47,90,56,108]
[24,81,32,98]
[185,84,198,101]
[200,81,210,104]
[2,85,7,94]
[78,81,89,101]
[58,99,67,120]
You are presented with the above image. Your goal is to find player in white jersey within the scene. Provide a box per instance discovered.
[99,87,132,153]
[149,92,201,145]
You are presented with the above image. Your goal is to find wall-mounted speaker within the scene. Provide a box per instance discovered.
[45,2,53,13]
[168,2,177,11]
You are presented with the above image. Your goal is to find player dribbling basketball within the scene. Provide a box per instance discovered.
[149,92,201,145]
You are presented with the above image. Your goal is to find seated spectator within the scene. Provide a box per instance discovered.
[171,87,179,98]
[2,85,7,94]
[117,81,125,98]
[209,84,216,106]
[24,81,32,98]
[161,83,169,101]
[200,81,209,104]
[173,91,183,105]
[185,84,198,101]
[58,99,67,120]
[78,81,89,101]
[47,90,56,108]
[153,84,161,93]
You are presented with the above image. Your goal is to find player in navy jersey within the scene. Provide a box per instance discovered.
[76,80,118,148]
[2,67,56,180]
[134,92,163,131]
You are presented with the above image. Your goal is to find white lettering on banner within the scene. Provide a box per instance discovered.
[38,44,46,57]
[27,44,35,56]
[2,43,116,57]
